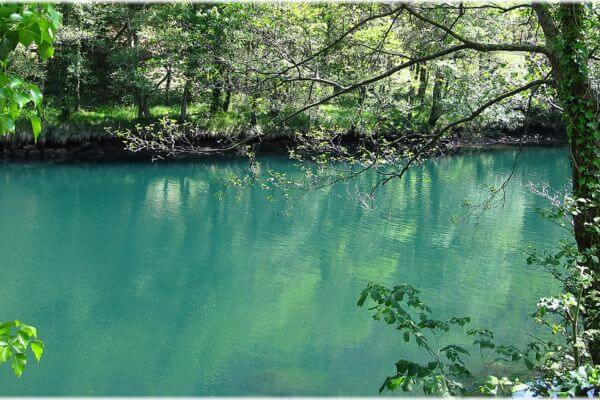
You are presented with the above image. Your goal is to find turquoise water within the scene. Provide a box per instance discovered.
[0,147,570,395]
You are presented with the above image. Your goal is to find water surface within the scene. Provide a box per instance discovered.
[0,147,570,395]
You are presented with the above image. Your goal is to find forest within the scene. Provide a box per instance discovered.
[0,2,599,397]
[3,2,593,146]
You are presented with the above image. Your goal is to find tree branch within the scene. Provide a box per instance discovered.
[363,78,554,192]
[274,6,403,78]
[532,3,558,40]
[434,3,532,13]
[434,78,555,137]
[277,44,471,124]
[282,76,344,90]
[402,4,548,55]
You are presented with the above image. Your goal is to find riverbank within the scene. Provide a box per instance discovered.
[0,125,567,162]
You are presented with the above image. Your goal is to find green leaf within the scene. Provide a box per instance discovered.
[18,25,40,47]
[11,353,26,377]
[357,290,368,307]
[0,345,10,364]
[6,116,15,132]
[30,340,43,362]
[45,5,61,28]
[0,5,20,18]
[13,92,29,108]
[0,321,15,335]
[16,333,28,347]
[28,86,42,107]
[38,42,54,60]
[19,324,37,339]
[0,115,16,133]
[0,33,18,60]
[30,116,41,142]
[8,77,21,89]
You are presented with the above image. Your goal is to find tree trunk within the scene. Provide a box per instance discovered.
[137,94,150,120]
[209,86,222,114]
[250,96,257,126]
[75,24,81,112]
[179,79,191,122]
[427,70,444,129]
[559,7,600,261]
[407,63,419,103]
[165,66,171,106]
[417,65,428,109]
[538,3,600,364]
[127,6,150,120]
[349,86,367,137]
[222,88,231,112]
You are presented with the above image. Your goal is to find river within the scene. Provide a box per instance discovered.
[0,147,570,395]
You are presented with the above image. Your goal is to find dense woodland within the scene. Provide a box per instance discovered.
[0,2,599,397]
[5,3,597,144]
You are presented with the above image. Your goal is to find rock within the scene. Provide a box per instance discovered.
[81,150,98,160]
[55,148,69,158]
[22,144,36,152]
[81,141,95,151]
[27,149,42,159]
[14,149,26,158]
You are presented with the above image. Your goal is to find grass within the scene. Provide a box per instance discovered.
[1,103,201,144]
[3,101,402,145]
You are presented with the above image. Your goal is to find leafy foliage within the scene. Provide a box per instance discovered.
[358,283,511,395]
[12,3,596,141]
[0,320,44,378]
[0,3,60,140]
